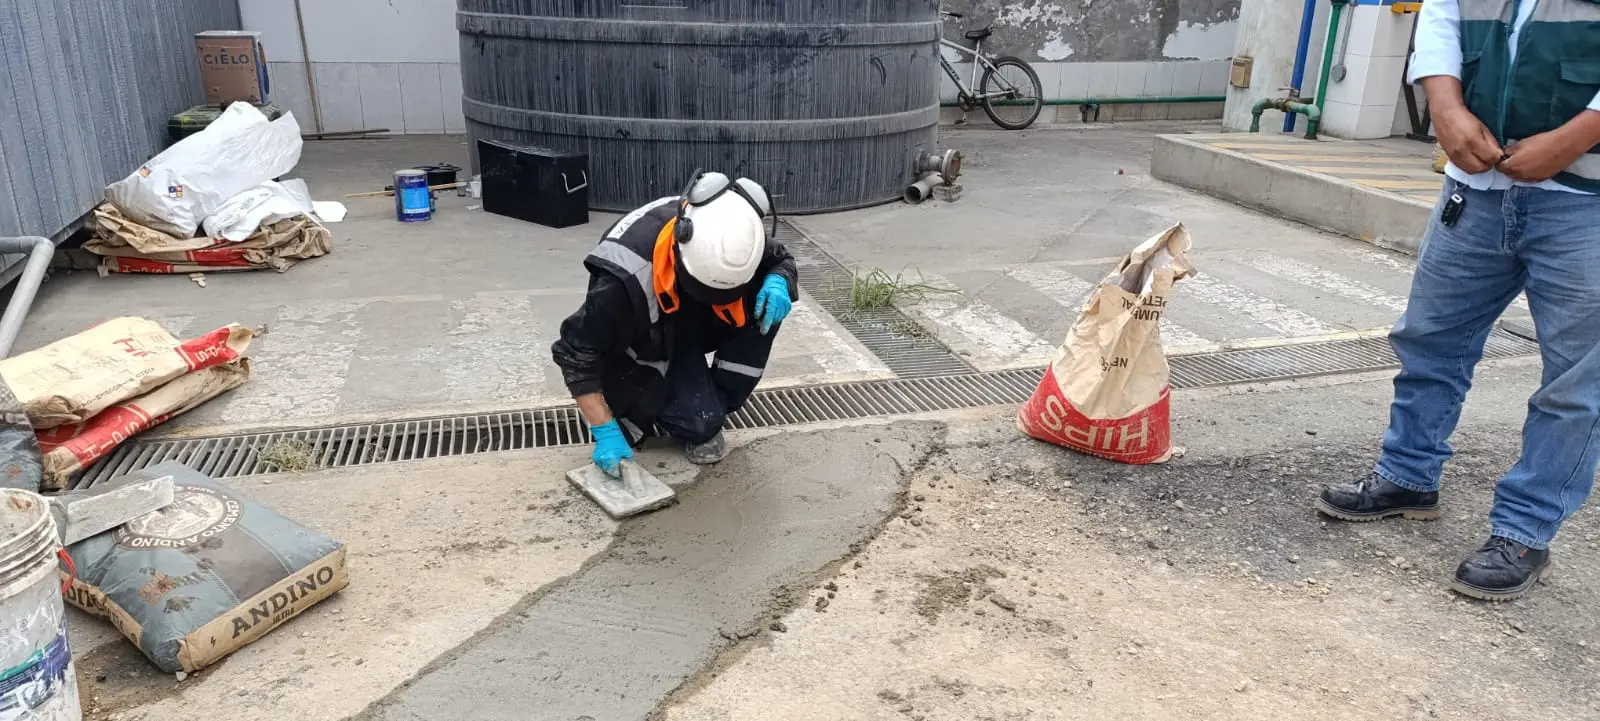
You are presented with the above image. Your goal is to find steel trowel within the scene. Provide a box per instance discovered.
[566,459,676,519]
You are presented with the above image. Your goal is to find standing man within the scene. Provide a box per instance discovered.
[551,171,797,475]
[1315,0,1600,600]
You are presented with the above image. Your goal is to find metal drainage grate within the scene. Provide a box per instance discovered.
[779,221,976,378]
[73,329,1540,487]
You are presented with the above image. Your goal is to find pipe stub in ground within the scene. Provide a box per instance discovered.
[904,173,944,204]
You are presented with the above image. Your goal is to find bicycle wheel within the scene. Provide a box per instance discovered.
[979,57,1044,130]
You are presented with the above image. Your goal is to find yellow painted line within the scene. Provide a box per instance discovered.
[1210,141,1411,156]
[1166,327,1393,358]
[1252,153,1428,164]
[1356,179,1445,191]
[1299,166,1441,176]
[1208,141,1344,149]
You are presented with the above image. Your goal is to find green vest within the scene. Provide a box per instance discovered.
[1458,0,1600,190]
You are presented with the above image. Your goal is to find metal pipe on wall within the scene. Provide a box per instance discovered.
[0,237,55,358]
[1285,0,1320,133]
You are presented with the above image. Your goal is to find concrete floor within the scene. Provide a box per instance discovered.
[14,123,1502,437]
[70,357,1600,721]
[50,124,1586,721]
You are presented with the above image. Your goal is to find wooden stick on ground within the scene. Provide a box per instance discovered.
[344,181,462,198]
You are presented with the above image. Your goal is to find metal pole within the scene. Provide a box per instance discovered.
[0,237,54,359]
[292,0,325,134]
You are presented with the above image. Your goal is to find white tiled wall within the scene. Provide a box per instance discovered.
[1320,7,1417,139]
[939,60,1233,103]
[268,61,464,134]
[244,0,463,135]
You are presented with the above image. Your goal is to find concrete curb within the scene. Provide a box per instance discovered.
[1150,134,1434,256]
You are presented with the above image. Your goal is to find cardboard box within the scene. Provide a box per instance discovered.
[196,31,269,106]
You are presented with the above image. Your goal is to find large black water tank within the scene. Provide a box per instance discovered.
[458,1,942,214]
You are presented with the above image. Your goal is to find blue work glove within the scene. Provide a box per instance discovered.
[589,420,633,477]
[753,274,792,335]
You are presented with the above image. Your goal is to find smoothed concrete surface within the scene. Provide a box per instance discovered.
[1151,133,1432,254]
[364,423,941,721]
[72,444,647,721]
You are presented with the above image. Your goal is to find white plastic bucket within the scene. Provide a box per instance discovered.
[0,489,80,721]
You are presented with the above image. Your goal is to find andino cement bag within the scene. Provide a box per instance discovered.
[1017,224,1196,464]
[0,317,252,429]
[63,461,348,673]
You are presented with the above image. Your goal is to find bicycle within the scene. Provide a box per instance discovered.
[938,10,1044,131]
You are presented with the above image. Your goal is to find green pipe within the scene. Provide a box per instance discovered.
[1249,97,1322,139]
[941,95,1225,108]
[1313,1,1347,114]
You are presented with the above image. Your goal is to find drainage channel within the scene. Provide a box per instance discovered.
[73,328,1540,487]
[779,221,976,378]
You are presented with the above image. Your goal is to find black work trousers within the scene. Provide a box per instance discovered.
[602,316,779,445]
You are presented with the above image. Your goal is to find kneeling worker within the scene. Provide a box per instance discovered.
[551,171,798,474]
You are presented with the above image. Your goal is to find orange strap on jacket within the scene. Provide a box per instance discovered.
[651,218,748,328]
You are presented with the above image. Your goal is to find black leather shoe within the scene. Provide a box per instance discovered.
[1450,536,1551,601]
[1314,474,1440,522]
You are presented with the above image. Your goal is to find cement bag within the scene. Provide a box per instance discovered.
[94,217,333,275]
[0,378,42,492]
[1017,224,1195,464]
[104,103,302,238]
[0,317,254,429]
[63,461,348,673]
[201,179,316,242]
[36,361,251,490]
[91,203,230,254]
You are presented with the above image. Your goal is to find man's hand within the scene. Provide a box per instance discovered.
[1433,105,1503,174]
[1422,76,1502,174]
[1497,111,1600,183]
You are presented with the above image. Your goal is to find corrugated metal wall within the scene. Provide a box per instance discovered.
[0,0,241,255]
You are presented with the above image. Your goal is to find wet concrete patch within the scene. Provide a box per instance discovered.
[366,423,941,721]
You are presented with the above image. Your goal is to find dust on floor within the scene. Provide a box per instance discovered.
[666,389,1600,720]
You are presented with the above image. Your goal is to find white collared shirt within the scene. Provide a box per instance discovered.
[1408,0,1600,193]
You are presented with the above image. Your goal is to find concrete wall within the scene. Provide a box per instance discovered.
[241,0,465,135]
[938,0,1240,107]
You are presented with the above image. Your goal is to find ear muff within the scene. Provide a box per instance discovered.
[674,168,704,245]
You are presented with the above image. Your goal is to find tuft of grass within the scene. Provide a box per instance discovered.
[257,438,321,473]
[846,267,958,314]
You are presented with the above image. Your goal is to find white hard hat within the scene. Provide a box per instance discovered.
[678,191,766,291]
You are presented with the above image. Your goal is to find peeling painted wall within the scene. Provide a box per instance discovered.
[941,0,1240,63]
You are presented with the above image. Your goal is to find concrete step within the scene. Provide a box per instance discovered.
[1151,133,1439,255]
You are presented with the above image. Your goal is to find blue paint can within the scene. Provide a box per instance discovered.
[394,169,431,222]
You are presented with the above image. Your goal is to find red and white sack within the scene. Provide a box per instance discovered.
[0,317,253,429]
[36,361,251,490]
[1017,224,1195,464]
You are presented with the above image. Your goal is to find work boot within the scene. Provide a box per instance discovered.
[1314,473,1440,522]
[1451,536,1551,601]
[684,431,729,465]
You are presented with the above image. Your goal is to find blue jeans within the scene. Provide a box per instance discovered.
[1377,183,1600,550]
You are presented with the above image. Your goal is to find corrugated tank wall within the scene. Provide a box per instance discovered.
[0,0,241,283]
[458,0,943,214]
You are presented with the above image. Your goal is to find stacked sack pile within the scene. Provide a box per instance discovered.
[0,317,253,489]
[91,102,333,275]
